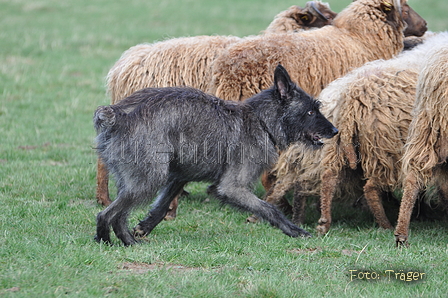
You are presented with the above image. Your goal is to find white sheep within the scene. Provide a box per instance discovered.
[395,42,448,246]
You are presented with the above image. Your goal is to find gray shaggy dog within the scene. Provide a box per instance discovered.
[93,65,338,246]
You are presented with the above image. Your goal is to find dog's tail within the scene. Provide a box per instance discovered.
[93,106,117,133]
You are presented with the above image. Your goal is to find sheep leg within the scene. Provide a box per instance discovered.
[292,182,306,225]
[394,173,420,246]
[265,178,293,215]
[317,168,339,235]
[436,168,448,206]
[363,179,393,230]
[164,195,179,220]
[164,189,190,220]
[96,158,112,206]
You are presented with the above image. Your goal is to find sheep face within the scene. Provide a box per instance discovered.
[402,3,427,37]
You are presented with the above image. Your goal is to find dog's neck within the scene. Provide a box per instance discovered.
[258,117,278,149]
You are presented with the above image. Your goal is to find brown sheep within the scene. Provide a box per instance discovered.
[395,42,448,246]
[249,3,428,225]
[209,0,410,101]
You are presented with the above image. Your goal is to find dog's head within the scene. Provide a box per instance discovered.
[273,64,338,149]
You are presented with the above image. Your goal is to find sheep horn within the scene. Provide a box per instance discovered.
[308,1,329,21]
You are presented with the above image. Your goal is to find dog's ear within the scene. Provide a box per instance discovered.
[274,64,293,100]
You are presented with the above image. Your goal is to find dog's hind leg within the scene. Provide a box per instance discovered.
[95,190,142,246]
[210,183,311,238]
[247,176,293,223]
[134,180,186,237]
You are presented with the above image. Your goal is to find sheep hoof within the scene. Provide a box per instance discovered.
[395,234,409,247]
[379,221,394,230]
[246,215,259,223]
[164,211,177,221]
[316,224,329,235]
[164,214,176,221]
[96,196,112,206]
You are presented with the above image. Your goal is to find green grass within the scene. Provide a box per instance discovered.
[1,0,448,297]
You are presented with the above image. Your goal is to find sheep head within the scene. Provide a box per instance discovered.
[379,1,404,30]
[292,1,337,28]
[402,3,427,37]
[334,0,406,44]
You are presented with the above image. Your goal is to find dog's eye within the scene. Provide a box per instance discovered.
[307,110,315,116]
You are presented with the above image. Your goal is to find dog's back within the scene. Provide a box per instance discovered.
[94,87,270,184]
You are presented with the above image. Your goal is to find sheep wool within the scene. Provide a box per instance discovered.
[395,42,448,245]
[209,0,406,101]
[316,32,448,234]
[263,2,335,34]
[106,2,337,105]
[402,46,448,185]
[107,35,241,104]
[267,32,448,231]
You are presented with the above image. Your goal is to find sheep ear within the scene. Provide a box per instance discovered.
[274,64,293,100]
[380,1,394,14]
[297,12,312,25]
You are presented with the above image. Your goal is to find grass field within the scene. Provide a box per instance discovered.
[1,0,448,297]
